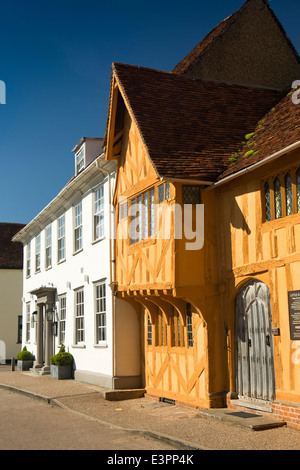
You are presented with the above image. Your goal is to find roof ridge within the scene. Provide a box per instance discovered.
[113,62,281,93]
[172,0,300,74]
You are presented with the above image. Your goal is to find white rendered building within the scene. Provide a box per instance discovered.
[13,138,142,389]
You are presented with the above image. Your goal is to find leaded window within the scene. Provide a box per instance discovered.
[186,302,193,348]
[264,181,271,222]
[274,177,282,219]
[182,185,201,205]
[285,173,293,216]
[147,314,152,346]
[297,168,300,213]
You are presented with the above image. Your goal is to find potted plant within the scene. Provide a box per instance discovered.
[16,346,34,371]
[50,343,74,380]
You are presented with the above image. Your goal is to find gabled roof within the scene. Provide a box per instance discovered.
[218,90,300,180]
[172,12,239,74]
[0,223,25,269]
[172,0,300,75]
[111,62,281,182]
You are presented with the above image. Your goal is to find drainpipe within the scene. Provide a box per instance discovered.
[95,158,116,388]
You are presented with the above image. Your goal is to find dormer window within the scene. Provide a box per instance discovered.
[76,147,85,174]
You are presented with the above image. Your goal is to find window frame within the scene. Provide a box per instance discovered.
[26,242,31,277]
[94,186,105,242]
[74,288,85,345]
[35,234,41,273]
[74,201,83,253]
[25,302,30,342]
[45,224,52,269]
[94,280,107,345]
[76,147,85,174]
[263,167,300,222]
[57,214,66,263]
[58,294,66,344]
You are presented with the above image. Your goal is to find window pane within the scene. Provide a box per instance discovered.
[130,200,136,244]
[297,168,300,213]
[95,282,106,342]
[35,235,41,272]
[264,181,271,221]
[274,177,282,219]
[285,173,293,216]
[143,193,149,239]
[165,182,170,200]
[158,184,164,204]
[75,289,84,343]
[186,302,193,348]
[182,185,201,204]
[136,196,142,242]
[150,189,155,236]
[147,315,152,346]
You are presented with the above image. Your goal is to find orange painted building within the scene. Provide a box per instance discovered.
[104,0,300,428]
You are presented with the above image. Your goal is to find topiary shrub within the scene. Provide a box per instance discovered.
[16,346,33,361]
[50,343,73,366]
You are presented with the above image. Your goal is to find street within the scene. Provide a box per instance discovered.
[0,389,178,451]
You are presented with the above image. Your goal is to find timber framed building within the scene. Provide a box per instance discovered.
[104,0,300,428]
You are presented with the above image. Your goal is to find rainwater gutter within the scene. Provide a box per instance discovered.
[206,140,300,190]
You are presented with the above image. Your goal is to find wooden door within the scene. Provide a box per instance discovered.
[235,280,275,401]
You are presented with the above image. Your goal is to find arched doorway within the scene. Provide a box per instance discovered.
[235,280,275,402]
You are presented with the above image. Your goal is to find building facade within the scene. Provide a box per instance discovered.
[103,0,300,427]
[13,138,142,389]
[0,223,25,362]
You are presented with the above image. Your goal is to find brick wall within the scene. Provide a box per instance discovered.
[273,402,300,430]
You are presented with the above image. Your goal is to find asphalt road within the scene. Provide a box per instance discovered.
[0,388,179,451]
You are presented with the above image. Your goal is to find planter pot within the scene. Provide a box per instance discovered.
[17,360,33,371]
[50,364,73,380]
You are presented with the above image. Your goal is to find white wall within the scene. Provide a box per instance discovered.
[0,269,22,360]
[22,171,115,381]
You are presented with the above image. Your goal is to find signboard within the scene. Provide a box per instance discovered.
[288,290,300,340]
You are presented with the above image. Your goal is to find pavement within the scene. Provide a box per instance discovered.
[0,365,300,450]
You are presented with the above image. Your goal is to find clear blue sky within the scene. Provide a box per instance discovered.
[1,0,299,224]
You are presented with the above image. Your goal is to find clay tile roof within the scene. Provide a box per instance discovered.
[0,223,26,269]
[113,62,281,181]
[172,0,300,75]
[218,91,300,180]
[172,12,238,74]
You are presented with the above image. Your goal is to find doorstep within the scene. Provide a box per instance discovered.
[197,408,286,431]
[229,398,273,413]
[101,389,146,401]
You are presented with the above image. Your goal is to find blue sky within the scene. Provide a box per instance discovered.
[1,0,299,224]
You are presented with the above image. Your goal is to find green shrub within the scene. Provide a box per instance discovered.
[16,346,33,361]
[50,343,73,366]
